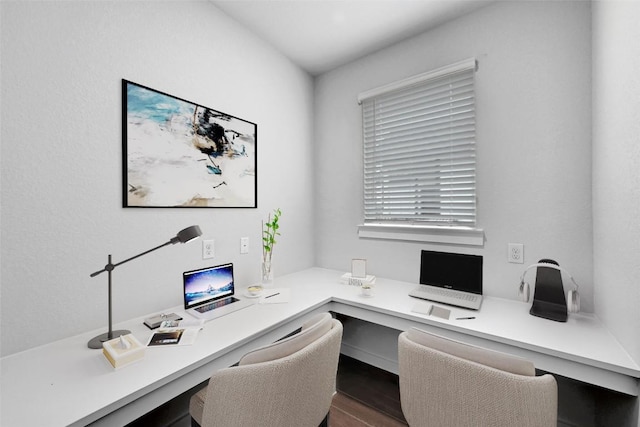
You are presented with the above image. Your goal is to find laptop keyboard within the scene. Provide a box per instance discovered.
[417,286,479,301]
[195,297,237,313]
[409,285,481,309]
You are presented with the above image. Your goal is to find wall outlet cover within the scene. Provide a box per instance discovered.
[508,243,524,264]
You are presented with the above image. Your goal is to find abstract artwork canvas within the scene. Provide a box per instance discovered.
[123,80,257,208]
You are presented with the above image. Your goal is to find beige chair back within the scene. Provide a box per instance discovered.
[398,328,557,427]
[191,313,342,427]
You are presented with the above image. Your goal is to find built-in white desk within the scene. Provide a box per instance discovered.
[2,268,639,426]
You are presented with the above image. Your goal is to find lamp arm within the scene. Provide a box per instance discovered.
[86,225,200,349]
[89,240,172,278]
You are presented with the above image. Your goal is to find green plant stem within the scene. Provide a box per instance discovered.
[262,208,281,270]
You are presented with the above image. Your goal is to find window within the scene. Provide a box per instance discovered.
[357,58,483,245]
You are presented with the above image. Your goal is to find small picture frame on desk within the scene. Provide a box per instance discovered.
[351,259,367,279]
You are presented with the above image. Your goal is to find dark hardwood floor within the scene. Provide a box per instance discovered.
[334,354,407,426]
[330,392,407,427]
[330,354,407,426]
[126,354,407,427]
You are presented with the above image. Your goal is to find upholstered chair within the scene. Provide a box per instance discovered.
[190,312,342,427]
[398,327,557,427]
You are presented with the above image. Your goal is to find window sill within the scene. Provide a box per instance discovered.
[357,223,485,246]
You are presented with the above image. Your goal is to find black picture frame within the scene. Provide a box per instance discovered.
[122,79,257,208]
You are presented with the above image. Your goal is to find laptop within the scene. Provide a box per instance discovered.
[409,250,483,310]
[183,263,252,321]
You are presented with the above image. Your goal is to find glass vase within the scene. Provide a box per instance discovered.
[261,260,274,287]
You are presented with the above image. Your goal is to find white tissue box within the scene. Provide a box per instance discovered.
[102,334,145,369]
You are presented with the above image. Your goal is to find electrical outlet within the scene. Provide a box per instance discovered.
[202,239,215,259]
[240,237,249,254]
[508,243,524,264]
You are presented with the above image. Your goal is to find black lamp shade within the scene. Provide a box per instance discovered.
[173,225,202,244]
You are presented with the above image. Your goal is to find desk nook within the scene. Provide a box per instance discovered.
[1,268,638,426]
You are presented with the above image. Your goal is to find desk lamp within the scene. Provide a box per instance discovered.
[88,225,202,349]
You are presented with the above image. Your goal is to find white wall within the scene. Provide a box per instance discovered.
[592,0,640,366]
[314,1,594,309]
[0,1,315,356]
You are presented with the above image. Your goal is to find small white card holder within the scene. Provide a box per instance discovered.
[340,259,376,287]
[351,259,367,278]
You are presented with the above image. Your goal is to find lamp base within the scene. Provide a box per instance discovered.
[87,329,131,349]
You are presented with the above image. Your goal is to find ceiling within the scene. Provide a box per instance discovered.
[211,0,495,75]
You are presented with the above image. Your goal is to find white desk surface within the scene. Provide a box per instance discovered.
[2,268,639,427]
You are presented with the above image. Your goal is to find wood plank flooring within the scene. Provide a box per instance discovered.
[127,354,407,427]
[330,392,407,427]
[332,354,407,426]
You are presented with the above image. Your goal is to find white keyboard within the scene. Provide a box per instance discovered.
[409,285,482,310]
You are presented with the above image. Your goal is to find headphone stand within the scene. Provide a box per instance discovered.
[530,259,568,322]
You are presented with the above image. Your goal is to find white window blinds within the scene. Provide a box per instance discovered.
[360,58,477,226]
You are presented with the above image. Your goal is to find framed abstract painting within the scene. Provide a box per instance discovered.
[122,79,257,208]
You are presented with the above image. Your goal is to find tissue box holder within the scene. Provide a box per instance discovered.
[102,334,145,369]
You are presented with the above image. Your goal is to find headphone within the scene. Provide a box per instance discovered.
[518,261,580,313]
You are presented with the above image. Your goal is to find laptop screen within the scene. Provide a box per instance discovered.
[183,263,235,309]
[419,250,483,295]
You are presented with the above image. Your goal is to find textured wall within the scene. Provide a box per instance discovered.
[314,1,593,308]
[0,1,315,356]
[592,0,640,367]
